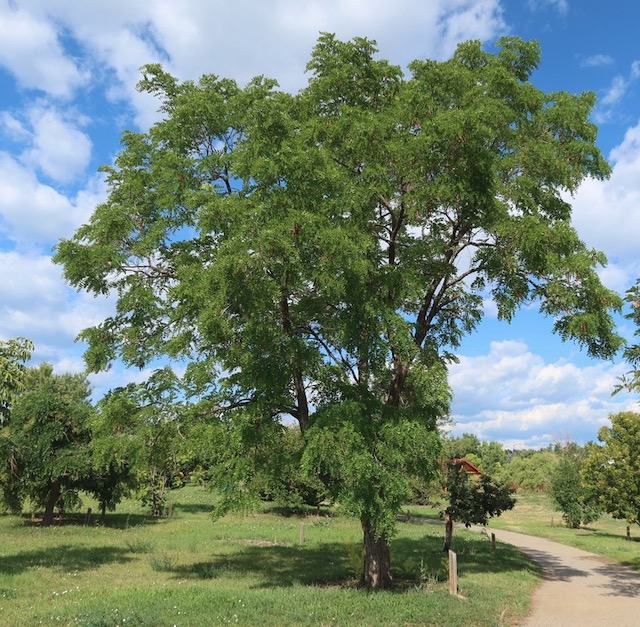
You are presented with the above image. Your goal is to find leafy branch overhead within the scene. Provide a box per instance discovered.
[54,34,621,588]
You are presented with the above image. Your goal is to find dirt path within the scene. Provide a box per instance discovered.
[487,527,640,626]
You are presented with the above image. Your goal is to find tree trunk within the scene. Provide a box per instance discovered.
[42,479,61,527]
[443,509,454,552]
[362,518,393,589]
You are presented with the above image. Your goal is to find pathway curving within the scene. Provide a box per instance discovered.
[487,527,640,626]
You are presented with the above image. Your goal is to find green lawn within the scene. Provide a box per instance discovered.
[406,491,640,572]
[0,486,539,626]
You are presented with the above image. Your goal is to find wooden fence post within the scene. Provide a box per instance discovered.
[448,550,458,596]
[299,521,305,544]
[491,532,496,553]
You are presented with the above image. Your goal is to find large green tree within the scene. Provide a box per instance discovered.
[54,35,622,587]
[584,412,640,528]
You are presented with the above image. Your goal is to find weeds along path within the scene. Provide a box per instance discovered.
[487,527,640,626]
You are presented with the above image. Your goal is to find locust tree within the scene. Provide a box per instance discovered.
[616,279,640,394]
[55,35,622,588]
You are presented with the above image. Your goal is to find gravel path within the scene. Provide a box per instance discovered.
[487,527,640,626]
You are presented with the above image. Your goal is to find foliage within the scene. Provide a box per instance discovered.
[549,443,600,528]
[54,34,621,586]
[616,280,640,393]
[486,490,640,565]
[583,412,640,527]
[442,433,481,460]
[501,451,557,491]
[442,462,516,550]
[477,441,507,475]
[0,337,33,422]
[1,364,95,524]
[93,369,187,516]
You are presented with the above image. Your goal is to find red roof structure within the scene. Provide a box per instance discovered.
[451,457,483,475]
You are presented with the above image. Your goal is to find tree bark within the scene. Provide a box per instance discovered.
[362,518,393,589]
[280,294,309,433]
[42,479,61,527]
[443,509,454,552]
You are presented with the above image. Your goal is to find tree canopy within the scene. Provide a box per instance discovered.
[442,461,516,551]
[0,337,33,422]
[2,364,95,525]
[55,34,622,587]
[584,412,640,527]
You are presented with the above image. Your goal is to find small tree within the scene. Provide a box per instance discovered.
[583,412,640,529]
[549,443,600,528]
[4,364,95,525]
[442,462,516,551]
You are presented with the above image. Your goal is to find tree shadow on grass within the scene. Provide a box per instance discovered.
[167,531,539,589]
[170,502,214,515]
[392,532,542,580]
[17,512,163,529]
[0,545,133,575]
[172,541,352,587]
[582,527,640,543]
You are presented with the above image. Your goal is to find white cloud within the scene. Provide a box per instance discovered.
[0,4,87,98]
[11,0,506,129]
[601,75,628,107]
[0,250,115,376]
[595,61,640,122]
[570,121,640,272]
[21,106,93,184]
[527,0,568,14]
[0,112,30,142]
[0,153,104,243]
[582,54,613,68]
[449,340,635,446]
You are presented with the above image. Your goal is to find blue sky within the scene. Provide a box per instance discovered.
[1,0,638,448]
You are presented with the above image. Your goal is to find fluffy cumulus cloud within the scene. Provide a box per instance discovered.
[7,0,505,127]
[570,121,640,290]
[21,107,92,184]
[0,249,117,384]
[449,340,637,447]
[0,4,87,98]
[0,153,104,244]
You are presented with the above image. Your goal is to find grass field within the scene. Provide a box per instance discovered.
[406,491,640,572]
[0,486,539,626]
[489,491,640,571]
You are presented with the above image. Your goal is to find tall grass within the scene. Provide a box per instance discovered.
[0,487,538,626]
